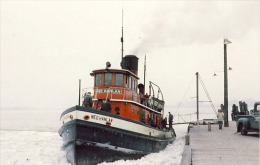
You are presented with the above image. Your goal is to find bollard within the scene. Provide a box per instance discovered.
[185,134,190,145]
[208,122,211,131]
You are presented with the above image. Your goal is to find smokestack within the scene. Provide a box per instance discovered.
[122,55,139,75]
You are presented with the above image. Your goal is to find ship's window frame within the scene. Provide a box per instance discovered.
[126,75,128,88]
[129,76,132,89]
[104,73,112,86]
[134,80,137,92]
[95,73,102,87]
[115,73,123,86]
[132,78,135,91]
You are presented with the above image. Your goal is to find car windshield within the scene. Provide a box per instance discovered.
[255,104,260,116]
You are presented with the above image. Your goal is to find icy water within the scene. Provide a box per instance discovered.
[0,109,188,165]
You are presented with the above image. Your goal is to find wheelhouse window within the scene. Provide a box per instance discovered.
[95,74,102,87]
[115,73,123,86]
[104,73,112,86]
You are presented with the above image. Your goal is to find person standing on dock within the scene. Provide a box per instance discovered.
[168,112,173,129]
[217,109,224,129]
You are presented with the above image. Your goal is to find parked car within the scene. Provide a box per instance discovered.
[236,101,260,135]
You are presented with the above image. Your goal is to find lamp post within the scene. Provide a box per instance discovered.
[224,39,232,127]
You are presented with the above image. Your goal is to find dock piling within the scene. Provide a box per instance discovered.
[208,122,211,131]
[185,134,190,145]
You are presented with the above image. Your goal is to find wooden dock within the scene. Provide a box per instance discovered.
[182,121,259,165]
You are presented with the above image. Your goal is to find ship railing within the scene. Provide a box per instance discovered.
[174,112,217,124]
[149,81,165,111]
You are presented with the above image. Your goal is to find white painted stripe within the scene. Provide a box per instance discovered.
[61,110,174,139]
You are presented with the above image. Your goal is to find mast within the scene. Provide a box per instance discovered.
[78,79,81,106]
[120,10,124,68]
[144,55,146,94]
[196,72,199,125]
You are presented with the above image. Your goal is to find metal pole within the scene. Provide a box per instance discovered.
[196,72,199,125]
[144,55,146,94]
[78,79,81,106]
[121,10,124,68]
[224,43,229,127]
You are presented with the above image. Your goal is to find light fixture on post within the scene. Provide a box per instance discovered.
[213,70,223,77]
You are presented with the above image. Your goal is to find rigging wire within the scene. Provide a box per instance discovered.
[177,112,197,116]
[198,74,218,117]
[177,114,187,123]
[173,75,196,115]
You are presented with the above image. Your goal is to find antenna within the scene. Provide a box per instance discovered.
[144,54,146,94]
[120,9,124,68]
[78,79,81,106]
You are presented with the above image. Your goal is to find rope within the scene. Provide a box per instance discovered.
[178,114,187,122]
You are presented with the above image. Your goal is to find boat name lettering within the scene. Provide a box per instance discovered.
[91,115,113,122]
[96,89,122,94]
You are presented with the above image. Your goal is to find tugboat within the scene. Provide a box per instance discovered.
[59,26,176,165]
[59,56,176,164]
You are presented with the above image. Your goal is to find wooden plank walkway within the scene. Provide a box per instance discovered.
[189,121,259,165]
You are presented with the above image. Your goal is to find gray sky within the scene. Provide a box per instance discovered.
[1,1,260,112]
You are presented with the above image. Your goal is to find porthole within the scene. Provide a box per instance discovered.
[69,115,73,120]
[84,115,90,120]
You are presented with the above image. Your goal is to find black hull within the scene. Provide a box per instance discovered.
[59,106,175,165]
[65,140,145,165]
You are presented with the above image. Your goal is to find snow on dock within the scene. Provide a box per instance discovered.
[187,121,259,165]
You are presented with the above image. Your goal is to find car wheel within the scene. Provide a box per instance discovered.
[241,126,248,135]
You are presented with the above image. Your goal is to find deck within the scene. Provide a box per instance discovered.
[181,121,259,165]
